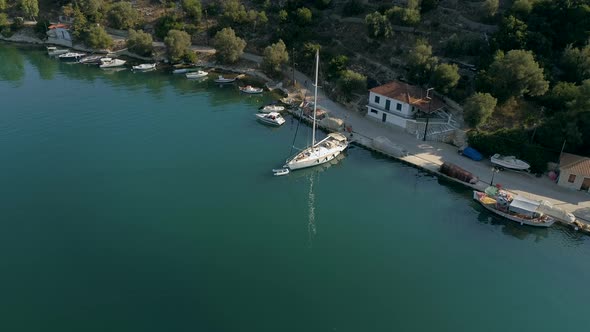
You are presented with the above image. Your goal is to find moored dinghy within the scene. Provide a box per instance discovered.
[259,104,285,113]
[185,70,208,79]
[255,112,285,126]
[214,75,236,83]
[239,85,263,94]
[273,168,290,176]
[47,46,69,57]
[132,63,157,71]
[99,57,126,68]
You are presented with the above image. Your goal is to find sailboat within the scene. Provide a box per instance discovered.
[280,50,348,172]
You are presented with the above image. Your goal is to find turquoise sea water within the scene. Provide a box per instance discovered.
[1,43,589,332]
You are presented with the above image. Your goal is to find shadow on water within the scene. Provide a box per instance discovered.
[473,204,549,242]
[25,48,59,80]
[0,43,25,86]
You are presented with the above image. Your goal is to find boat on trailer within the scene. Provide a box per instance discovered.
[491,154,530,171]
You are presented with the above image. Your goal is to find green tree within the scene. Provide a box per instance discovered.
[70,7,88,39]
[278,10,288,22]
[407,39,438,84]
[328,55,349,79]
[511,0,535,16]
[0,0,6,11]
[19,0,39,19]
[337,69,367,100]
[365,11,392,39]
[262,39,289,77]
[561,44,590,83]
[463,92,497,128]
[212,27,246,64]
[84,24,113,49]
[127,29,153,56]
[421,0,440,13]
[296,7,312,26]
[0,13,9,28]
[566,79,590,114]
[431,63,460,94]
[107,1,140,30]
[80,0,106,23]
[543,81,580,113]
[164,29,195,63]
[155,15,183,40]
[481,0,499,17]
[182,0,202,21]
[493,15,528,51]
[487,50,549,100]
[386,6,420,27]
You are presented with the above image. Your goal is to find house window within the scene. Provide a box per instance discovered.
[385,100,391,110]
[396,103,402,111]
[568,174,576,183]
[374,95,380,103]
[370,109,378,114]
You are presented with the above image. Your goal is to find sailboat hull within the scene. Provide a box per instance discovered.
[287,150,341,170]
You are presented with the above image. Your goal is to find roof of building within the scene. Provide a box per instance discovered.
[369,81,446,113]
[48,23,70,30]
[560,153,590,176]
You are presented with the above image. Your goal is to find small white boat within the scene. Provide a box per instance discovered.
[173,68,194,74]
[272,168,290,176]
[47,46,69,57]
[78,55,103,64]
[186,70,208,79]
[132,63,157,71]
[259,104,285,113]
[239,85,263,94]
[255,112,286,126]
[214,75,236,83]
[491,154,530,171]
[99,58,126,68]
[58,52,86,61]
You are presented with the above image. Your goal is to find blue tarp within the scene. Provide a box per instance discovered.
[461,147,483,161]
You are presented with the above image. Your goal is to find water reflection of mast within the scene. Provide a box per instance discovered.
[307,172,317,247]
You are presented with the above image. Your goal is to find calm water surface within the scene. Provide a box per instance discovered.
[1,43,589,332]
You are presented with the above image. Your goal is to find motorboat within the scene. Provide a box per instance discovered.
[272,168,290,176]
[47,46,69,57]
[58,52,86,61]
[491,154,530,171]
[282,50,348,171]
[99,58,126,68]
[239,85,263,94]
[132,63,157,71]
[78,55,104,64]
[473,190,555,227]
[259,104,285,113]
[186,70,208,79]
[255,112,285,126]
[214,75,236,83]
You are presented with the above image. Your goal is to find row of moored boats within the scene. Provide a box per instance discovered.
[48,46,157,71]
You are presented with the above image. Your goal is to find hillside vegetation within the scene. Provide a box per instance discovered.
[2,0,589,171]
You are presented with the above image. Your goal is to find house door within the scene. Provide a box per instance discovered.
[382,113,387,122]
[582,177,590,191]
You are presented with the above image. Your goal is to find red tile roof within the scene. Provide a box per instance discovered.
[370,81,446,113]
[48,24,70,29]
[560,153,590,176]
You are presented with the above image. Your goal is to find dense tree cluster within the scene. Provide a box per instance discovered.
[262,39,289,77]
[127,29,153,57]
[165,29,196,63]
[212,27,246,64]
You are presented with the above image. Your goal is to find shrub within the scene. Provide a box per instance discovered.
[155,15,184,40]
[212,27,246,64]
[164,29,195,63]
[262,39,289,77]
[127,29,153,56]
[182,0,202,21]
[84,24,113,49]
[463,92,497,128]
[337,69,367,100]
[107,1,140,30]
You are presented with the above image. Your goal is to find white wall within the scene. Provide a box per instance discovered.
[557,171,590,192]
[367,106,408,128]
[368,92,411,117]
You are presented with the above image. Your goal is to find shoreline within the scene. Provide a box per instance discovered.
[3,35,590,235]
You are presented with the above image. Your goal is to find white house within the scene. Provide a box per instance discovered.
[366,81,446,128]
[558,153,590,192]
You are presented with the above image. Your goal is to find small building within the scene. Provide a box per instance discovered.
[46,23,72,47]
[366,81,446,128]
[558,153,590,192]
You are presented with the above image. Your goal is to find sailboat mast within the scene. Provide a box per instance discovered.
[312,49,319,146]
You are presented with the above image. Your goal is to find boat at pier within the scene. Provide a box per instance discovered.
[281,50,348,171]
[256,112,285,126]
[99,58,126,68]
[473,190,555,227]
[214,75,236,83]
[186,70,208,79]
[47,46,69,57]
[239,85,263,94]
[259,104,285,113]
[58,52,86,62]
[132,63,157,71]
